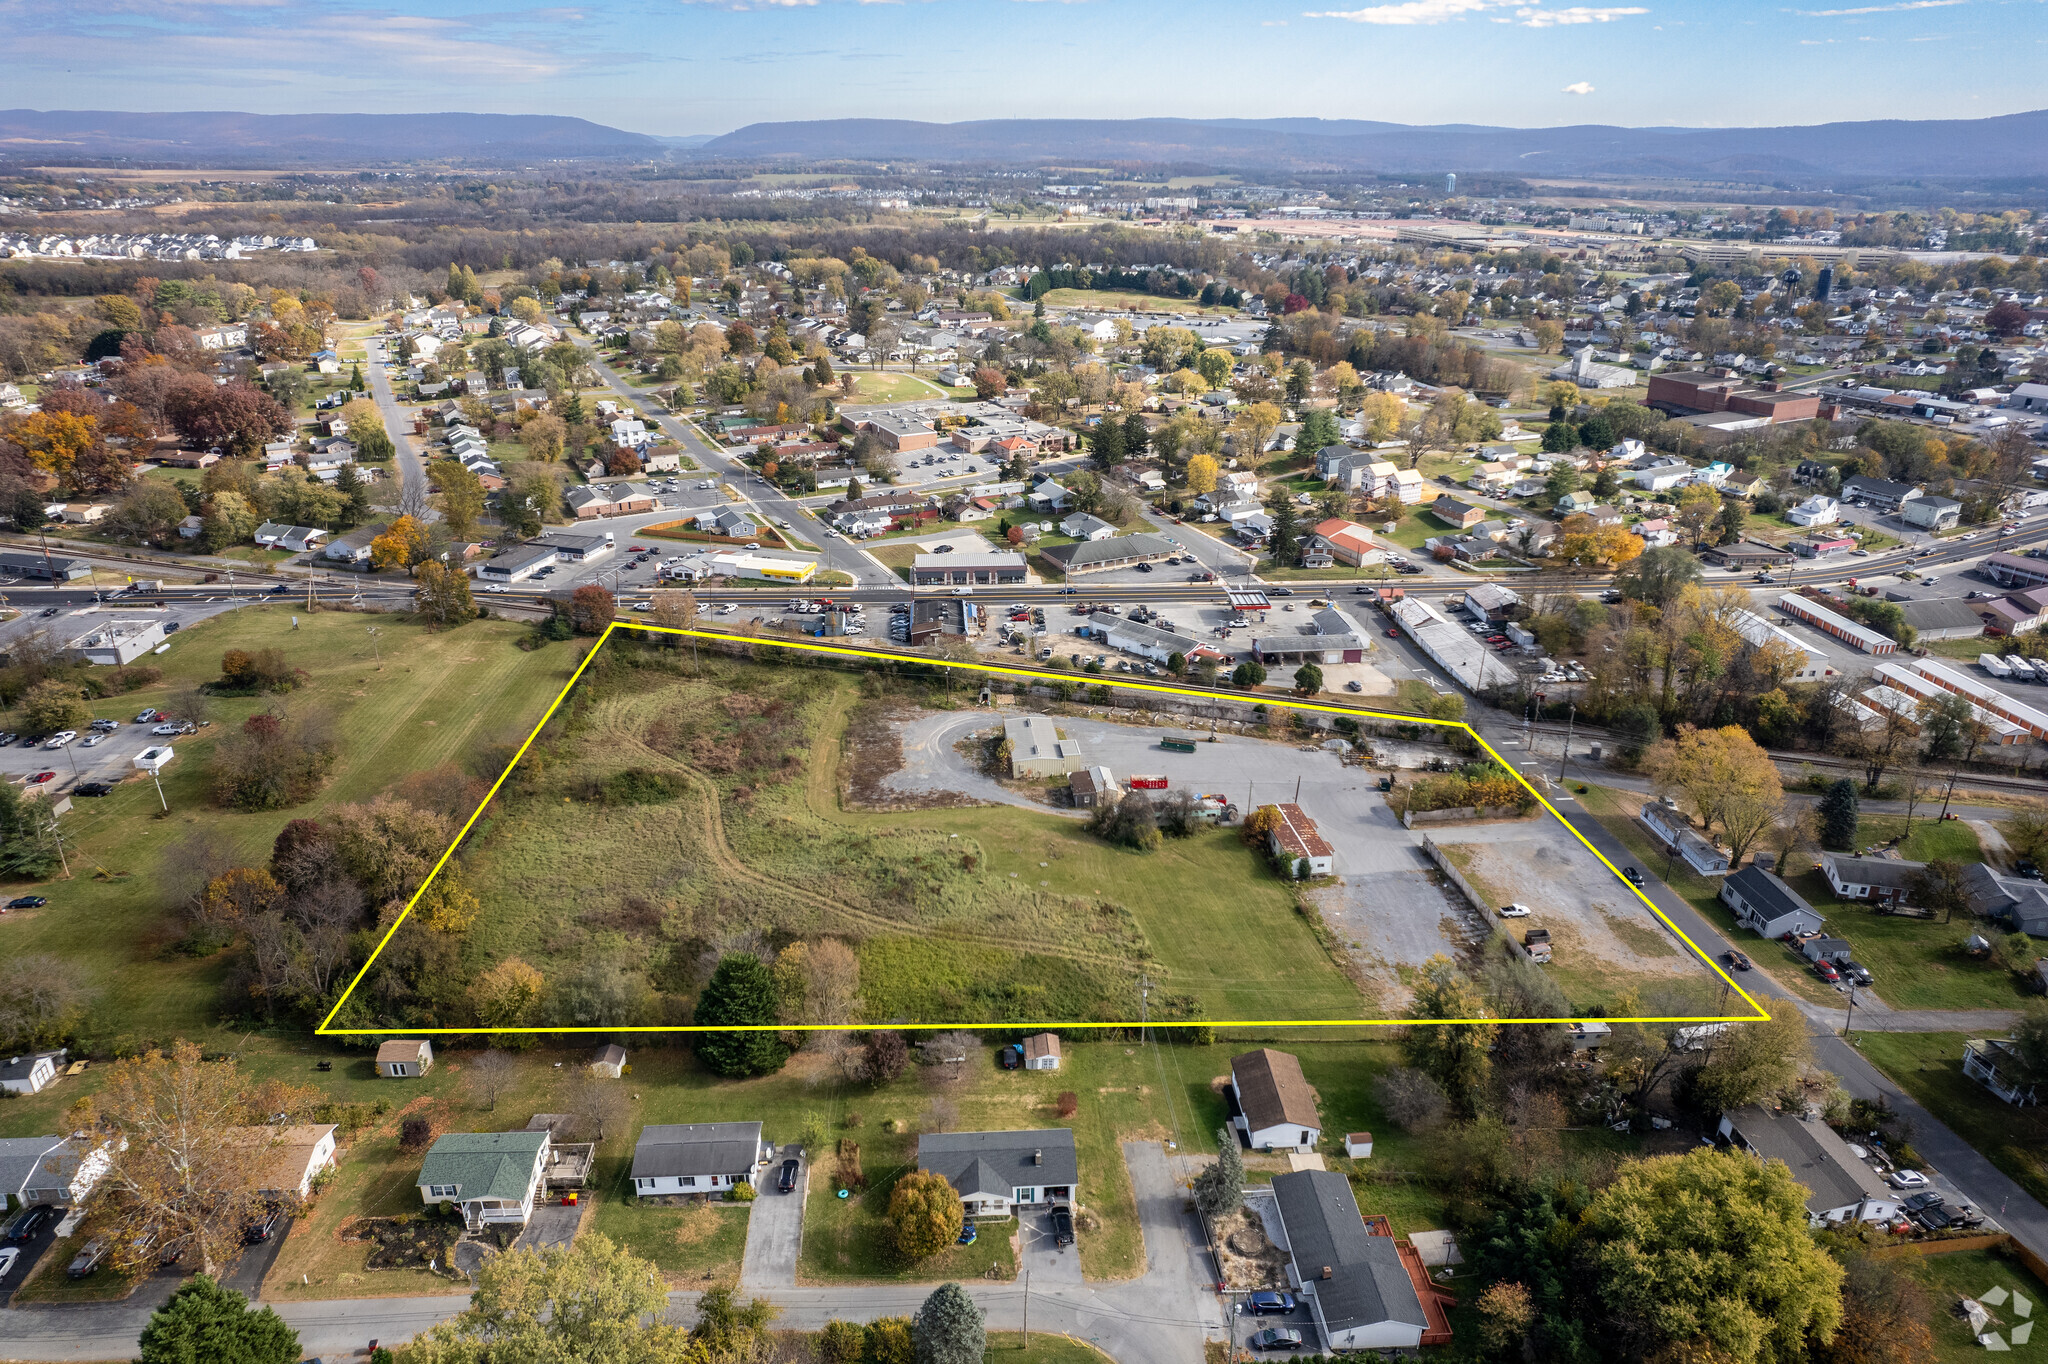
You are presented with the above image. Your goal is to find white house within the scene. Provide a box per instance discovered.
[1060,512,1118,541]
[1787,495,1839,527]
[418,1131,550,1230]
[0,1050,64,1096]
[1963,1036,2039,1106]
[1231,1048,1321,1153]
[916,1129,1076,1218]
[1271,1169,1434,1351]
[1719,865,1825,939]
[6,1134,114,1207]
[225,1124,339,1200]
[629,1122,768,1196]
[1718,1106,1900,1226]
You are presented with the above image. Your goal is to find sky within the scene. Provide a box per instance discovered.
[1,0,2041,137]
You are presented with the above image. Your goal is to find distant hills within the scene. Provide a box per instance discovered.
[5,108,2046,180]
[0,110,664,165]
[700,112,2048,180]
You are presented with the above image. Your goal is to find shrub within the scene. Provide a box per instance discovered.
[887,1170,964,1262]
[400,1117,435,1151]
[1056,1091,1078,1119]
[728,1181,757,1202]
[819,1320,866,1364]
[1087,792,1161,852]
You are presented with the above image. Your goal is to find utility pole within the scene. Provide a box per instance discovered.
[1556,700,1576,784]
[1843,987,1857,1039]
[1939,766,1962,821]
[1022,1268,1030,1348]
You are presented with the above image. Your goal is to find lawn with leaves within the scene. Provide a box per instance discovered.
[1853,1031,2048,1207]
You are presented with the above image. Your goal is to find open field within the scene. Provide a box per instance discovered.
[1854,1031,2048,1208]
[0,608,576,1041]
[392,642,1377,1033]
[839,372,956,404]
[1029,289,1235,316]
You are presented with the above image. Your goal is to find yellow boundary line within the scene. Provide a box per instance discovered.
[317,621,1771,1036]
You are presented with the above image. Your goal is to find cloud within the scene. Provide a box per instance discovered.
[1789,0,1963,14]
[1518,5,1647,23]
[1561,80,1595,93]
[1305,0,1500,24]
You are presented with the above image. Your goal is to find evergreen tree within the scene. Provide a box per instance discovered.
[1818,779,1860,852]
[1592,468,1621,499]
[1541,421,1577,454]
[693,954,791,1077]
[333,465,372,530]
[1121,411,1150,461]
[1265,495,1302,568]
[1297,408,1340,455]
[138,1275,298,1364]
[347,363,363,390]
[912,1282,985,1364]
[1090,420,1125,469]
[1191,1127,1245,1218]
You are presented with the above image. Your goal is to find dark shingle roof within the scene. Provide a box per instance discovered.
[1723,865,1819,927]
[1271,1170,1427,1335]
[917,1129,1077,1194]
[1233,1049,1320,1132]
[1723,1105,1891,1214]
[631,1122,763,1179]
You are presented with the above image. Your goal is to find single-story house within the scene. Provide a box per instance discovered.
[915,1128,1077,1218]
[1023,1034,1063,1071]
[0,1050,64,1096]
[224,1124,339,1200]
[1718,1106,1899,1225]
[418,1131,551,1230]
[8,1134,114,1207]
[1638,799,1731,877]
[1961,863,2048,936]
[1270,1169,1435,1351]
[630,1122,767,1196]
[324,524,386,567]
[1231,1048,1321,1153]
[1060,512,1119,541]
[591,1044,628,1079]
[254,522,329,554]
[0,1136,68,1206]
[377,1039,434,1078]
[1039,533,1178,577]
[1820,853,1921,909]
[1267,803,1335,879]
[1720,865,1825,939]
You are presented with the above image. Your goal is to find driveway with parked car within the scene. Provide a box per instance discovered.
[739,1146,805,1291]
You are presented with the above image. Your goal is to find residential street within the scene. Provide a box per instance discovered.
[0,1143,1221,1363]
[1551,796,2048,1263]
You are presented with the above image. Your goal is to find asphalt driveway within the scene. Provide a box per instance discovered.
[740,1146,805,1290]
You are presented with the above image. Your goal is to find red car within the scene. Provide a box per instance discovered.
[26,771,57,785]
[627,545,647,553]
[1813,960,1841,983]
[1385,628,1401,638]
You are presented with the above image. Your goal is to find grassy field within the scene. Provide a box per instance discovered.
[437,649,1376,1033]
[840,372,956,404]
[1028,289,1234,317]
[1854,1032,2048,1207]
[588,1176,751,1286]
[1905,1244,2048,1360]
[0,608,578,1041]
[1574,785,2027,1012]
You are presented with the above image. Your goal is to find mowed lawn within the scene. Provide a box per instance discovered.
[840,372,956,404]
[0,608,577,1040]
[1854,1031,2048,1207]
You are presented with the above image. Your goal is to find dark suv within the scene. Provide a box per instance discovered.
[778,1158,800,1194]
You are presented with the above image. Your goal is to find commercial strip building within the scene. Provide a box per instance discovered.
[1875,656,2048,743]
[1038,533,1179,577]
[1727,608,1832,682]
[1385,596,1518,692]
[910,551,1029,588]
[65,618,166,665]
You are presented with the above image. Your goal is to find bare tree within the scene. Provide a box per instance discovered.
[470,1049,517,1112]
[571,1068,629,1144]
[920,1095,959,1135]
[919,1032,985,1089]
[161,827,239,919]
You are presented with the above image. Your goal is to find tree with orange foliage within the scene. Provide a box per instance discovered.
[369,514,430,572]
[7,409,97,480]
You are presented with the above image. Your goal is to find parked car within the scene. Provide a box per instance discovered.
[25,771,57,786]
[1813,960,1841,984]
[73,783,113,798]
[67,1238,108,1278]
[89,719,118,731]
[6,896,49,909]
[80,733,106,748]
[1248,1291,1297,1315]
[1889,1170,1932,1191]
[0,733,15,746]
[4,1205,57,1242]
[1721,951,1752,972]
[1250,1328,1304,1351]
[243,1206,288,1245]
[998,1044,1023,1070]
[1051,1205,1074,1247]
[135,708,160,723]
[1499,904,1532,918]
[0,1245,18,1280]
[1622,867,1644,887]
[778,1158,800,1194]
[44,731,77,748]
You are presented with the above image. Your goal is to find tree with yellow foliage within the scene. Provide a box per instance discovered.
[469,956,545,1031]
[9,409,97,480]
[370,514,430,572]
[1642,723,1784,868]
[1184,453,1219,495]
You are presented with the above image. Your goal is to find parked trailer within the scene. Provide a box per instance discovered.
[1982,654,2015,679]
[1128,775,1169,790]
[1160,737,1198,754]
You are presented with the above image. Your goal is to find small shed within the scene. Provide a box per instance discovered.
[590,1044,627,1079]
[1344,1132,1374,1159]
[1023,1033,1062,1071]
[377,1039,434,1078]
[1799,935,1854,965]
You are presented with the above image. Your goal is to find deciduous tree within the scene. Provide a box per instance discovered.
[369,514,430,571]
[414,560,477,626]
[406,1235,689,1364]
[888,1170,964,1263]
[429,460,486,541]
[1401,955,1495,1113]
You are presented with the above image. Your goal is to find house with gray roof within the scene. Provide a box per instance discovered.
[1039,533,1178,576]
[417,1131,550,1230]
[630,1122,768,1197]
[1717,1105,1899,1225]
[0,1136,66,1205]
[1270,1169,1431,1351]
[3,1134,113,1208]
[1720,865,1825,940]
[1961,863,2048,936]
[1820,853,1924,910]
[916,1128,1076,1218]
